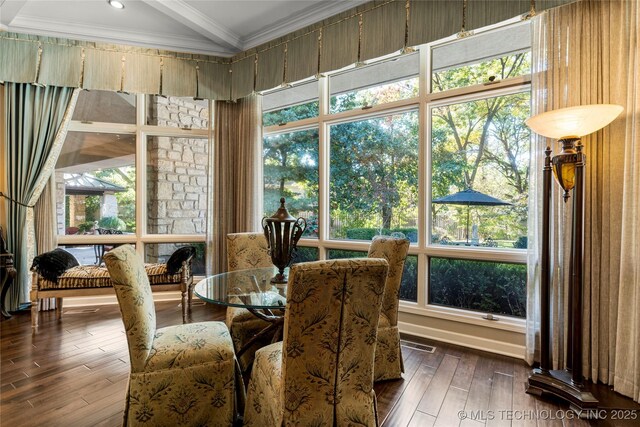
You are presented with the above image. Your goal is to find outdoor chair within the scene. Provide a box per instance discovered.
[104,245,244,426]
[94,227,123,265]
[368,235,410,381]
[225,232,274,371]
[244,258,388,426]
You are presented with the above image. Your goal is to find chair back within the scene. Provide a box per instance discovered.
[368,236,410,327]
[226,232,272,271]
[103,245,156,373]
[282,258,388,425]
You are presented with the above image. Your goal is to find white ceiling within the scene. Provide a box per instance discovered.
[0,0,367,57]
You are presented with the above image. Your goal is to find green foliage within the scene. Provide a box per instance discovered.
[189,243,206,275]
[263,127,319,224]
[513,236,527,249]
[94,167,136,232]
[302,216,319,238]
[84,195,100,222]
[64,195,70,227]
[292,247,319,264]
[433,52,531,92]
[330,78,418,114]
[429,258,526,317]
[329,104,418,231]
[77,221,96,234]
[98,216,126,231]
[400,256,418,302]
[263,101,319,127]
[327,249,367,260]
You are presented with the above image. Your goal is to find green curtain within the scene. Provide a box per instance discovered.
[3,83,77,310]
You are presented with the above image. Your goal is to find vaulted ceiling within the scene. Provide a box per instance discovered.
[0,0,367,56]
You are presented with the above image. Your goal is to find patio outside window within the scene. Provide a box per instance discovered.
[56,91,209,274]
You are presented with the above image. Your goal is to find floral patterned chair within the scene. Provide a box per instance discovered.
[104,245,244,426]
[244,258,389,426]
[225,232,274,371]
[368,235,410,382]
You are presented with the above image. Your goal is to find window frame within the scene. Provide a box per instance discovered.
[261,19,531,333]
[56,94,211,276]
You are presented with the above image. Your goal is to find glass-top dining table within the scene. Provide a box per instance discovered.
[194,267,288,357]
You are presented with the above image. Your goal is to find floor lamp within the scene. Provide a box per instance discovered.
[524,104,623,411]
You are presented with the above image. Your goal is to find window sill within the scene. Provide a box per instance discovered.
[398,301,526,334]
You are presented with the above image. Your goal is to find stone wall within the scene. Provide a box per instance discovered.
[147,96,209,129]
[146,96,209,262]
[55,172,66,234]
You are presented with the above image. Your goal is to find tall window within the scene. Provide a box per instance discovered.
[56,91,210,275]
[263,21,530,327]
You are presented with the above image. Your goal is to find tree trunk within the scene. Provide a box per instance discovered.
[382,204,392,230]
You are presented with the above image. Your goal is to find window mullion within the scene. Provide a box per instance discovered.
[136,94,145,256]
[318,77,329,251]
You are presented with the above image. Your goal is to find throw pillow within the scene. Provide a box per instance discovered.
[31,248,80,282]
[166,246,196,274]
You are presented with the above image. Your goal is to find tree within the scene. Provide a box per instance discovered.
[329,106,418,230]
[430,53,532,243]
[263,128,319,218]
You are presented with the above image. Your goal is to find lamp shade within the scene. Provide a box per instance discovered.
[525,104,623,139]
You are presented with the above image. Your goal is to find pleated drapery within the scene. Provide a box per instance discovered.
[33,175,58,311]
[207,95,263,275]
[526,0,640,402]
[1,83,79,311]
[0,0,576,100]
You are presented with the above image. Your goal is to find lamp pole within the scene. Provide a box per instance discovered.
[569,141,585,386]
[523,104,624,413]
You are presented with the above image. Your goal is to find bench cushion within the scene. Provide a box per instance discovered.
[38,263,183,290]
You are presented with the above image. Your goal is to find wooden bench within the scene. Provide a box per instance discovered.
[30,256,194,328]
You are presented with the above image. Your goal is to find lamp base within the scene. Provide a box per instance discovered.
[526,368,598,414]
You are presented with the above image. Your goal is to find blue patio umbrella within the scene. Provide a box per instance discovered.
[432,188,512,243]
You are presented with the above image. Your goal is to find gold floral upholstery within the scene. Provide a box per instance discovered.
[104,245,244,426]
[368,235,410,382]
[225,232,274,371]
[244,258,389,426]
[226,232,272,271]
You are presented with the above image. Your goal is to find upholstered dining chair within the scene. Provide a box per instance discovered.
[244,258,389,426]
[104,245,244,426]
[225,232,274,371]
[368,235,410,382]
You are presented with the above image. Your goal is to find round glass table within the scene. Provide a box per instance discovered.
[194,267,287,309]
[194,267,288,358]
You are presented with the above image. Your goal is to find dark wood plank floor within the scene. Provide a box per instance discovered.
[1,301,639,426]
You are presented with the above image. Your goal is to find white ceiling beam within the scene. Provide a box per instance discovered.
[8,15,233,56]
[140,0,242,52]
[0,0,28,27]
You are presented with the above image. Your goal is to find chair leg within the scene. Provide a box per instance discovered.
[56,298,63,320]
[181,290,187,324]
[31,299,39,328]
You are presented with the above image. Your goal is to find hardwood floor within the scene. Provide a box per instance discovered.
[1,301,639,426]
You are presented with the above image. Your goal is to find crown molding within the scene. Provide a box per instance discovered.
[241,0,369,50]
[8,15,234,57]
[140,0,243,51]
[0,0,27,26]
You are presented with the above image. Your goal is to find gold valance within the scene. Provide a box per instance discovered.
[0,0,575,100]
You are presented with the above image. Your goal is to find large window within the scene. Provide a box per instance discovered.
[57,90,210,270]
[329,111,419,241]
[262,21,530,326]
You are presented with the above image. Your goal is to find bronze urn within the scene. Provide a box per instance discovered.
[262,198,306,283]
